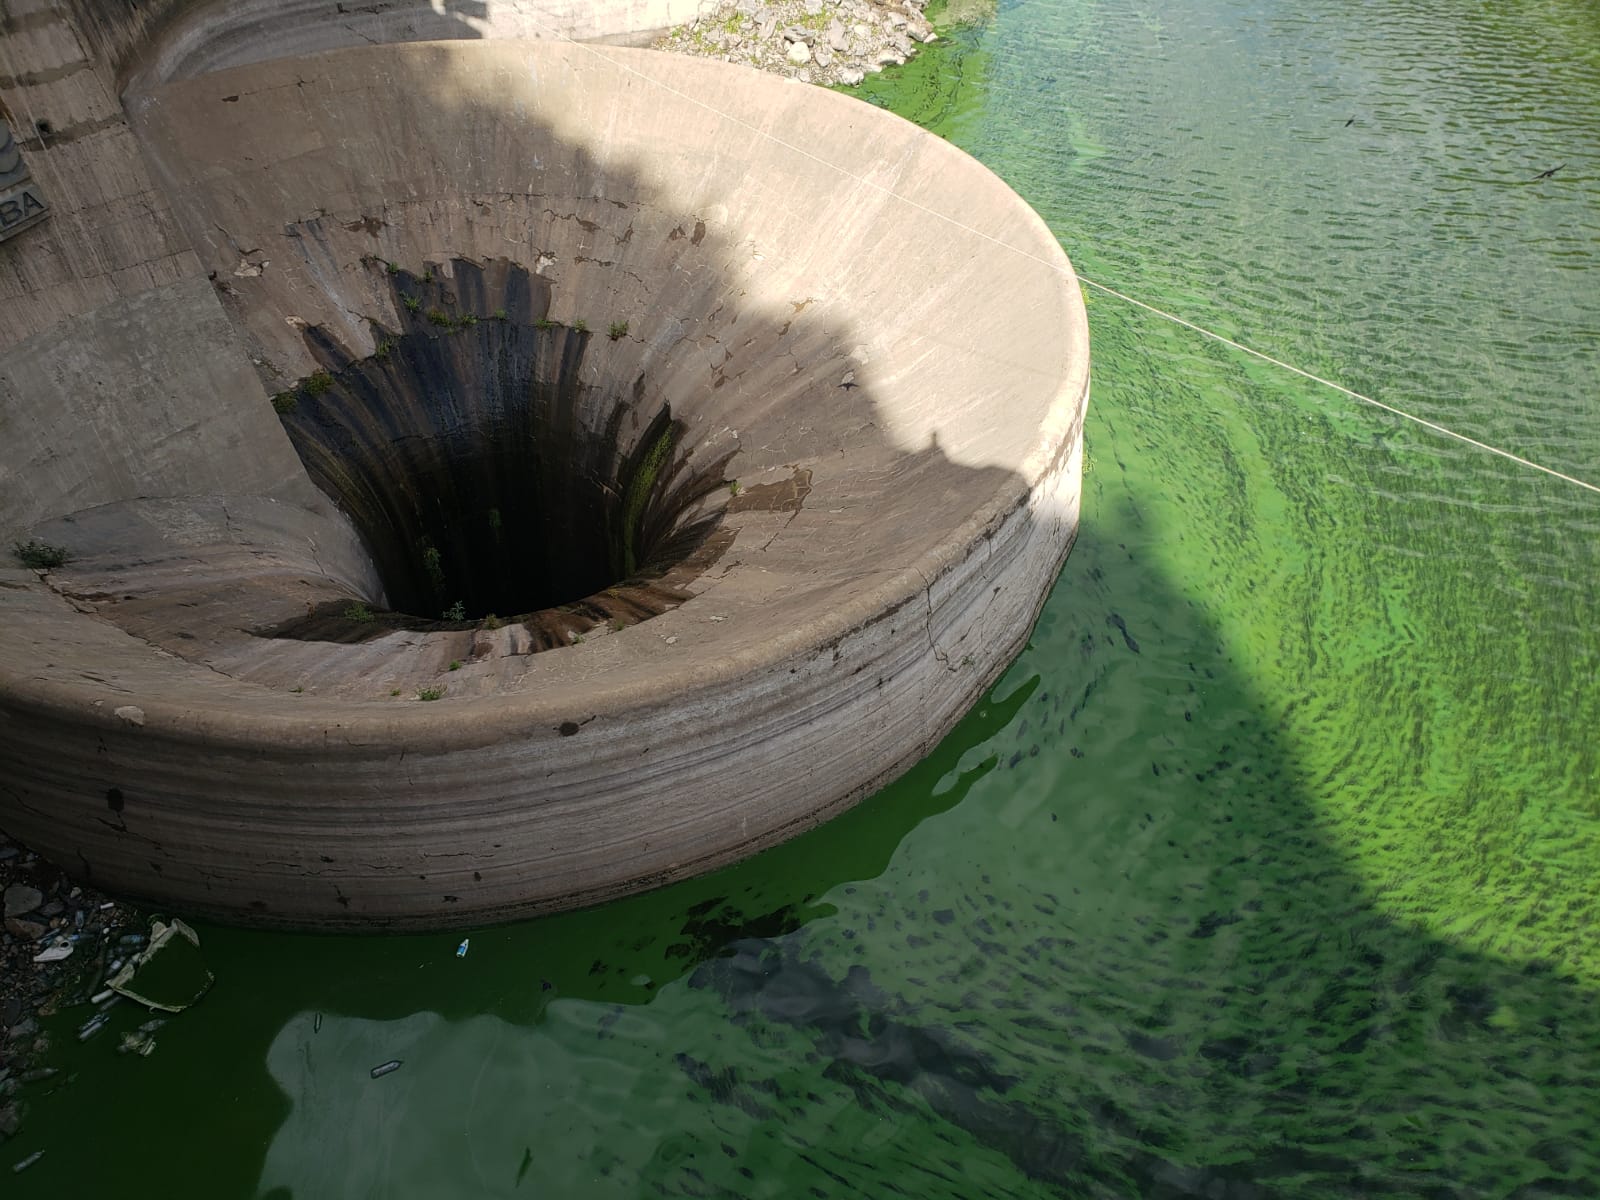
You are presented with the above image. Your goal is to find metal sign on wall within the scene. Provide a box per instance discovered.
[0,121,50,240]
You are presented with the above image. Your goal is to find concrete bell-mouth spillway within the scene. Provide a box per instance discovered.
[0,24,1088,929]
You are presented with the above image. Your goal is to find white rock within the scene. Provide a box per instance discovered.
[114,705,146,727]
[786,40,813,65]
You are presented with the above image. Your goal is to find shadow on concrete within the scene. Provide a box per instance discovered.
[10,498,1597,1199]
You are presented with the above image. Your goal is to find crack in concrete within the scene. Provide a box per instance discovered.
[915,567,958,674]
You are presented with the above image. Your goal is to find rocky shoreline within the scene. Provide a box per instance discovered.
[1,836,143,1162]
[654,0,939,87]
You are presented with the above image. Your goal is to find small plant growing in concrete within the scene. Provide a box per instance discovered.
[449,660,462,671]
[305,371,334,397]
[608,320,629,341]
[420,268,435,284]
[344,601,375,623]
[459,314,478,328]
[13,538,69,569]
[422,546,445,589]
[271,392,298,414]
[290,685,304,693]
[492,308,508,321]
[416,686,445,701]
[728,480,741,497]
[533,317,555,331]
[373,338,395,361]
[390,688,402,696]
[482,613,503,630]
[572,319,589,333]
[402,294,421,313]
[610,617,625,633]
[442,599,466,621]
[426,308,453,328]
[385,260,400,276]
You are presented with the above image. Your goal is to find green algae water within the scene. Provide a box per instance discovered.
[10,0,1600,1193]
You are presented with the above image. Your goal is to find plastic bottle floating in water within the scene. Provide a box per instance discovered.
[456,938,470,958]
[370,1060,403,1079]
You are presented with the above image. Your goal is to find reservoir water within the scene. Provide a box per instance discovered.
[9,0,1599,1193]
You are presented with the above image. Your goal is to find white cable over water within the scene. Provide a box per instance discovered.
[536,27,1600,500]
[1072,276,1600,497]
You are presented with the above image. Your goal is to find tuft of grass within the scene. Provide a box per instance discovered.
[343,601,375,623]
[402,294,421,313]
[481,613,503,631]
[448,660,462,671]
[419,268,435,284]
[305,371,334,396]
[373,338,394,361]
[390,688,402,696]
[458,314,478,328]
[12,538,69,569]
[416,686,445,701]
[610,617,625,633]
[290,685,304,693]
[426,308,453,328]
[571,318,589,334]
[607,320,629,341]
[492,308,508,321]
[533,317,556,331]
[385,260,400,275]
[271,391,297,414]
[728,480,741,497]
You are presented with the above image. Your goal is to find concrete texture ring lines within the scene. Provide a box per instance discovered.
[0,40,1088,929]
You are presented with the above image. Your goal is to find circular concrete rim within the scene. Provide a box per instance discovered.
[0,40,1089,927]
[10,50,1087,748]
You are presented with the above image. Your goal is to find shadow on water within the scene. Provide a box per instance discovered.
[11,491,1598,1198]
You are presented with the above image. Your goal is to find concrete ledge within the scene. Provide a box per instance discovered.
[0,41,1088,928]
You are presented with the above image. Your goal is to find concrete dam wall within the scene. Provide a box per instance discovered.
[0,13,1088,928]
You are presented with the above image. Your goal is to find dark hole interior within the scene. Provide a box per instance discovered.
[271,259,733,626]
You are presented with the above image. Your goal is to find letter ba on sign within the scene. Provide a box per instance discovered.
[0,120,51,240]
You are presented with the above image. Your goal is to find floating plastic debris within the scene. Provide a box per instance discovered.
[12,1151,44,1173]
[77,1012,110,1041]
[456,938,470,958]
[108,919,213,1012]
[313,1012,323,1033]
[370,1060,402,1079]
[118,1032,157,1057]
[32,943,72,964]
